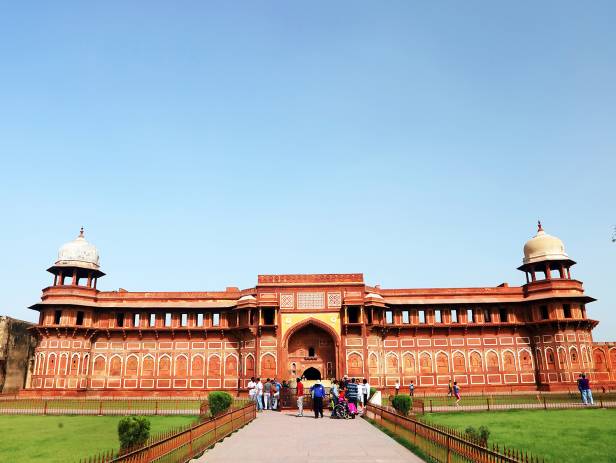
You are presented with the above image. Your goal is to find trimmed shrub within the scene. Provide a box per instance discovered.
[209,391,234,416]
[391,394,412,416]
[369,387,377,399]
[465,426,490,446]
[118,416,150,452]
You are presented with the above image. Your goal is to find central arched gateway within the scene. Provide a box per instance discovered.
[284,320,338,381]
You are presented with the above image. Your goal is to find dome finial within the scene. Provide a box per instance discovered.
[79,226,84,237]
[537,220,543,232]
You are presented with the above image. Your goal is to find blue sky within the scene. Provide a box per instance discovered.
[1,2,614,340]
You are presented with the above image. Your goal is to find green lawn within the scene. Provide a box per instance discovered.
[0,415,197,462]
[423,409,616,463]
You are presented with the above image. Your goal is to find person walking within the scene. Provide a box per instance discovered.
[363,378,370,406]
[394,380,400,396]
[296,377,305,417]
[453,381,461,406]
[311,380,325,418]
[580,374,594,405]
[447,379,453,398]
[409,381,415,397]
[256,377,264,412]
[346,378,359,418]
[263,378,272,410]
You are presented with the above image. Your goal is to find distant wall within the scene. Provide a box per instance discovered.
[0,317,37,393]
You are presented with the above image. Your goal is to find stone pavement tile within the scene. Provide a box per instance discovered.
[193,411,424,463]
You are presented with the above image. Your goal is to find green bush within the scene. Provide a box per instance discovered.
[465,426,490,446]
[118,416,150,452]
[369,387,377,398]
[208,391,233,416]
[391,394,412,416]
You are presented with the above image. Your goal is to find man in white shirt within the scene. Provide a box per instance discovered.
[247,376,257,407]
[363,378,370,407]
[256,377,264,411]
[394,380,400,396]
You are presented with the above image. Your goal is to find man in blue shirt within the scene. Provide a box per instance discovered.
[346,378,359,418]
[310,381,326,418]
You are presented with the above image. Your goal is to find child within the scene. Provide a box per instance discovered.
[453,381,461,406]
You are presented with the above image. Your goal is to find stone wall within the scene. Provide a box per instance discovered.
[0,316,37,393]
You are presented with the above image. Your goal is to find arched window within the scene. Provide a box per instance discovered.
[436,353,449,373]
[191,356,204,376]
[142,357,154,377]
[453,353,465,372]
[126,357,138,376]
[386,354,398,374]
[402,353,415,374]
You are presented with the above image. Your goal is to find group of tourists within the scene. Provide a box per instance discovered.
[296,375,371,419]
[247,377,285,411]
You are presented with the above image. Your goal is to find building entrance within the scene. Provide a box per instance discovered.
[287,323,336,380]
[302,367,321,380]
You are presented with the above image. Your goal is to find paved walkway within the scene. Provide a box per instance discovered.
[193,411,424,463]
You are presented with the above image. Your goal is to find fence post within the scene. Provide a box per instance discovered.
[189,426,194,457]
[487,398,490,411]
[98,400,103,416]
[543,396,547,410]
[446,434,451,463]
[155,400,159,416]
[430,400,433,413]
[43,400,48,415]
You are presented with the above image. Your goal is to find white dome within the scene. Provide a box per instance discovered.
[365,293,384,299]
[55,228,100,270]
[522,222,569,265]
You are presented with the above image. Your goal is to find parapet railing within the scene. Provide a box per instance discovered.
[365,403,543,463]
[80,401,256,463]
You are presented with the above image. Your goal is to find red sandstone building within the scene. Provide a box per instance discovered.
[24,224,616,396]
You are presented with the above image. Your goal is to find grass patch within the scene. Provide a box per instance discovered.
[0,415,196,463]
[423,408,616,463]
[364,417,433,462]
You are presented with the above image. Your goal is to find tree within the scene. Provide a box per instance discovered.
[118,416,151,452]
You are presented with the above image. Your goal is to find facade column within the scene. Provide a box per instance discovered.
[559,264,566,279]
[86,273,92,288]
[72,269,78,285]
[566,267,571,279]
[525,272,529,284]
[53,273,58,286]
[545,264,551,280]
[530,267,536,282]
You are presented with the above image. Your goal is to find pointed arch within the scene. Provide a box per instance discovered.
[593,349,606,369]
[81,354,90,375]
[419,351,433,374]
[385,352,399,374]
[581,345,590,366]
[37,353,46,375]
[282,317,340,348]
[69,353,80,376]
[244,353,255,377]
[545,347,556,370]
[452,350,466,372]
[142,355,155,377]
[175,354,188,376]
[368,352,379,375]
[47,353,57,375]
[59,353,69,375]
[402,352,416,375]
[469,350,483,373]
[485,350,499,373]
[435,351,449,373]
[260,352,276,378]
[502,349,516,372]
[569,346,579,365]
[518,348,533,371]
[93,355,106,375]
[208,354,221,376]
[126,355,139,376]
[158,354,171,376]
[109,355,123,376]
[557,347,567,369]
[347,351,363,376]
[191,354,204,377]
[225,354,239,376]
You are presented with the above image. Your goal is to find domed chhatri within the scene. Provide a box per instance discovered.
[55,227,100,271]
[522,221,570,265]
